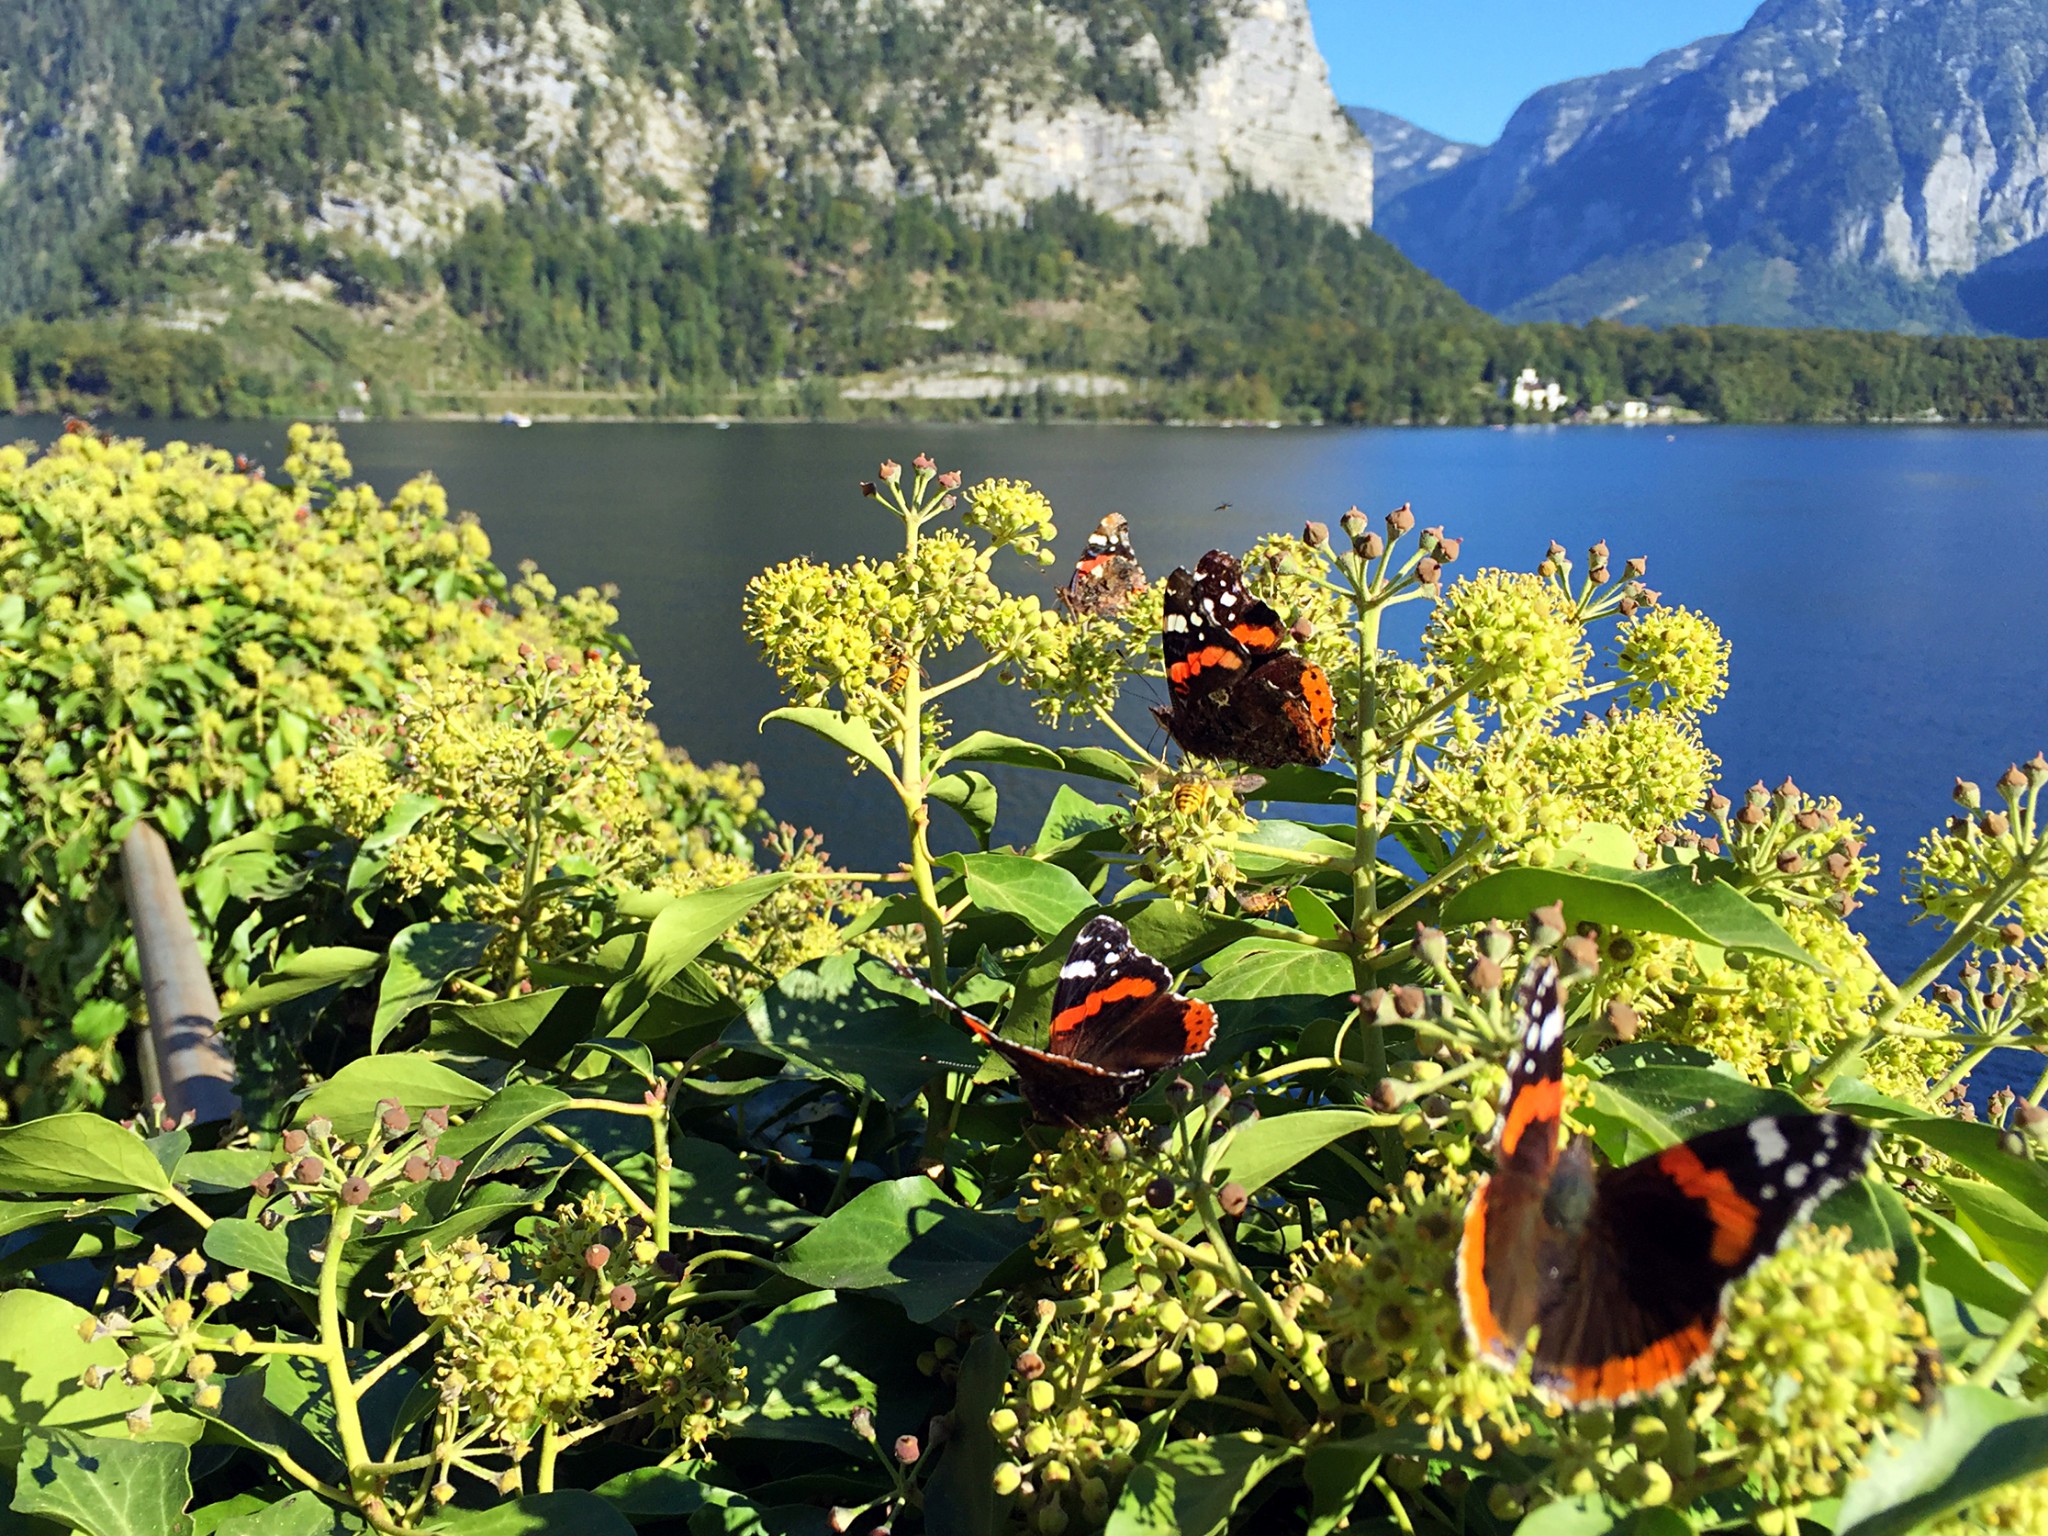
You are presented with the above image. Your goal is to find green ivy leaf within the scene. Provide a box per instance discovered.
[425,986,603,1065]
[1917,1208,2031,1318]
[1035,785,1128,851]
[433,1492,637,1535]
[938,730,1062,772]
[1285,888,1345,940]
[941,732,1141,787]
[1838,1385,2048,1535]
[1196,944,1354,1002]
[920,1333,1008,1536]
[1242,765,1357,806]
[1105,1433,1298,1536]
[370,922,497,1051]
[1207,1110,1390,1194]
[1579,1067,1804,1140]
[201,1218,303,1293]
[930,770,1000,849]
[1441,864,1817,968]
[590,1466,735,1523]
[959,854,1094,938]
[1511,1498,1618,1534]
[731,954,977,1105]
[11,1431,193,1536]
[208,1492,363,1535]
[293,1057,491,1140]
[0,1293,159,1453]
[220,947,383,1022]
[599,874,790,1030]
[729,1291,882,1453]
[1301,1429,1438,1536]
[1938,1174,2048,1287]
[780,1177,1026,1323]
[0,1115,171,1197]
[1891,1117,2048,1213]
[759,707,893,778]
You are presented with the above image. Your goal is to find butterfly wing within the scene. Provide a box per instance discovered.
[1159,551,1331,767]
[1528,1112,1876,1408]
[891,919,1211,1130]
[1046,916,1217,1073]
[1063,515,1146,618]
[1459,962,1566,1368]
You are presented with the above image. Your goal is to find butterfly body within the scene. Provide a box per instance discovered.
[1061,513,1147,619]
[1152,550,1335,770]
[1458,964,1875,1409]
[895,916,1214,1128]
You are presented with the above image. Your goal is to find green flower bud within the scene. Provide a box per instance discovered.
[1188,1364,1219,1399]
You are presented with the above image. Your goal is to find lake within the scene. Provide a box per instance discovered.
[29,418,2048,1091]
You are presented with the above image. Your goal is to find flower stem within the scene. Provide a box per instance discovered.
[1811,837,2048,1092]
[536,1424,562,1494]
[535,1123,657,1226]
[650,1101,673,1250]
[314,1205,378,1510]
[1972,1262,2048,1387]
[1348,594,1401,1174]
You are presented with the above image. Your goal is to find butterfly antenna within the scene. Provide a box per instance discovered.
[885,956,996,1039]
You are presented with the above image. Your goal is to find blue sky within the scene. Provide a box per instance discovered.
[1305,1,1761,145]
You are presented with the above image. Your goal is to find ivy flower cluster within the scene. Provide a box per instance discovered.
[1122,772,1258,911]
[0,423,758,1113]
[78,1247,252,1429]
[1907,757,2048,944]
[311,647,710,980]
[742,466,1066,738]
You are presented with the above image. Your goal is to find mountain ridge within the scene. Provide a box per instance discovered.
[1362,0,2048,335]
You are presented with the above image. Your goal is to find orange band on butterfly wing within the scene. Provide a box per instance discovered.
[1498,1077,1562,1158]
[1551,1319,1718,1408]
[1301,664,1336,747]
[1229,622,1280,649]
[1657,1144,1760,1267]
[1167,646,1245,685]
[1456,1177,1512,1362]
[1049,975,1160,1037]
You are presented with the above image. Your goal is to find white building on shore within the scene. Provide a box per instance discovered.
[1506,367,1568,413]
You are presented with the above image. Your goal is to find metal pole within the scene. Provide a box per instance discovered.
[120,823,239,1125]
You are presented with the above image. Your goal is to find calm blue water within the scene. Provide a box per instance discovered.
[38,420,2048,1092]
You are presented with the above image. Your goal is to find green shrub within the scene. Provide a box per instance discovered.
[0,423,761,1116]
[2,451,2045,1535]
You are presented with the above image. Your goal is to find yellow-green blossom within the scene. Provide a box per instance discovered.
[1616,605,1730,714]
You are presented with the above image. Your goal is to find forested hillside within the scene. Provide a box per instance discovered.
[6,0,2048,424]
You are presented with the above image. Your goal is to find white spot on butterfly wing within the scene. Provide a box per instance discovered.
[1749,1119,1790,1168]
[1785,1164,1809,1190]
[1164,614,1187,632]
[1060,959,1097,980]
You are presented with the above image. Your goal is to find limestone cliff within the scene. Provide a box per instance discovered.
[293,0,1370,254]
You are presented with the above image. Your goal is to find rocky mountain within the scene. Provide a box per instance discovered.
[1343,107,1479,204]
[1369,0,2048,335]
[2,0,1371,315]
[0,0,256,310]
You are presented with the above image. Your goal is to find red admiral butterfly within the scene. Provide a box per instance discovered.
[1060,513,1147,619]
[1152,550,1336,770]
[894,916,1216,1128]
[1458,962,1875,1409]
